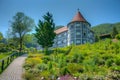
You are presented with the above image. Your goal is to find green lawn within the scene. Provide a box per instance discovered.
[0,52,12,60]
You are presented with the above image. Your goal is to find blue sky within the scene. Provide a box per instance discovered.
[0,0,120,36]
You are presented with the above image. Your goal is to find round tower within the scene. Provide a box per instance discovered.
[67,9,92,45]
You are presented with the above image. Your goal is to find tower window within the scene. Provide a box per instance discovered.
[84,33,86,36]
[83,40,86,44]
[76,24,80,28]
[71,41,73,44]
[76,40,81,44]
[58,34,61,38]
[76,32,81,35]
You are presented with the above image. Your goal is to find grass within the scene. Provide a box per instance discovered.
[0,52,12,73]
[0,52,12,60]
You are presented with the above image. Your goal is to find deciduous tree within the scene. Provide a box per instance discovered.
[10,12,35,52]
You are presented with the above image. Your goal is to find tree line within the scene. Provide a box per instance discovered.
[1,12,120,54]
[92,23,120,39]
[0,12,56,54]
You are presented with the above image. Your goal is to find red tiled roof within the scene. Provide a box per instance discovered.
[54,26,68,34]
[71,11,86,22]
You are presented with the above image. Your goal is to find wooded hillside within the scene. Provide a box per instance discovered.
[92,22,120,35]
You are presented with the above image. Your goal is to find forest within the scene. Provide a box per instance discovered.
[92,22,120,35]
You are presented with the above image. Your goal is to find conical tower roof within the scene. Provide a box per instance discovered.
[71,9,86,22]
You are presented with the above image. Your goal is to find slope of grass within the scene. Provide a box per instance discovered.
[23,39,120,80]
[0,52,12,60]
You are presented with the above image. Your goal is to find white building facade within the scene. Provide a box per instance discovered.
[53,10,94,48]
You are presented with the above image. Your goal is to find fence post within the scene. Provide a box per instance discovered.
[12,55,13,61]
[1,60,4,71]
[11,55,13,61]
[10,55,12,62]
[7,57,9,65]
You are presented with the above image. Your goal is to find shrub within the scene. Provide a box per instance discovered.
[40,70,51,79]
[60,67,71,76]
[53,46,71,54]
[114,56,120,66]
[106,58,114,67]
[115,34,120,40]
[58,55,67,68]
[67,63,84,74]
[72,53,84,63]
[28,53,44,58]
[35,63,47,71]
[24,57,43,69]
[22,72,35,80]
[97,58,105,66]
[42,56,51,64]
[27,68,40,75]
[111,66,120,72]
[102,53,113,60]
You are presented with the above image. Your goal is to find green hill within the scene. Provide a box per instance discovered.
[23,39,120,80]
[92,22,120,35]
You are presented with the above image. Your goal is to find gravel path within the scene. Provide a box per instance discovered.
[0,54,27,80]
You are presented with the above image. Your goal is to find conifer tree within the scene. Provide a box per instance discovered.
[111,26,118,38]
[0,32,3,41]
[35,12,56,54]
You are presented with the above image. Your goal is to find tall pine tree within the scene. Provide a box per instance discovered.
[35,12,56,54]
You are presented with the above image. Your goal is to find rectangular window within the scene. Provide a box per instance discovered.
[64,32,67,36]
[58,41,61,44]
[76,32,81,35]
[70,25,74,29]
[90,39,93,43]
[58,34,61,38]
[71,41,73,44]
[76,29,81,32]
[83,40,86,44]
[76,24,79,26]
[76,34,81,38]
[76,40,81,44]
[76,24,81,28]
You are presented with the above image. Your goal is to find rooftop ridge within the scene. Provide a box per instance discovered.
[54,26,68,34]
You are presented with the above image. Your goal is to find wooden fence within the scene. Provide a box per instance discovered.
[0,52,24,73]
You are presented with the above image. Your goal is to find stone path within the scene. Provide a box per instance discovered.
[0,54,27,80]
